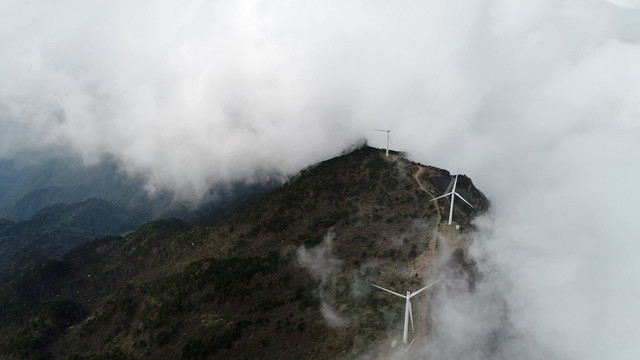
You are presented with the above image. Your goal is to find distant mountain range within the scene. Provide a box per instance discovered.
[0,157,280,282]
[0,198,148,281]
[0,145,489,359]
[0,158,160,221]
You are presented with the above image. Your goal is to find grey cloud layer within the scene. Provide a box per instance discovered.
[1,0,640,358]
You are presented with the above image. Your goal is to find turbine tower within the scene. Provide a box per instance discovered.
[374,120,396,156]
[371,280,439,346]
[432,174,473,226]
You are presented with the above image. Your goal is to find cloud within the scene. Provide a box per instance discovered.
[297,231,349,328]
[1,0,640,358]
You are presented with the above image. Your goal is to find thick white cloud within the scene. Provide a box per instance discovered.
[1,0,639,358]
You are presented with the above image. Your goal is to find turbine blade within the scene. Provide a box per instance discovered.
[409,279,440,298]
[388,119,397,130]
[432,192,453,201]
[371,284,407,299]
[374,129,386,132]
[409,301,414,334]
[455,192,474,207]
[451,175,458,193]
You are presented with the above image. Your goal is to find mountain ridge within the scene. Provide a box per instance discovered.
[0,145,488,359]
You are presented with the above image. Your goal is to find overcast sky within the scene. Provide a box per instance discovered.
[1,0,639,358]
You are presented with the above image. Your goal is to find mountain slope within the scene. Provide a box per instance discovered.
[0,146,488,359]
[0,198,149,281]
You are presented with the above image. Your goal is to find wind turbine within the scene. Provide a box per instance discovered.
[432,175,473,226]
[371,279,439,346]
[374,120,396,157]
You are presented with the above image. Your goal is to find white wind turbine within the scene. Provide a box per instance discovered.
[371,280,439,346]
[432,174,473,226]
[374,120,396,157]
